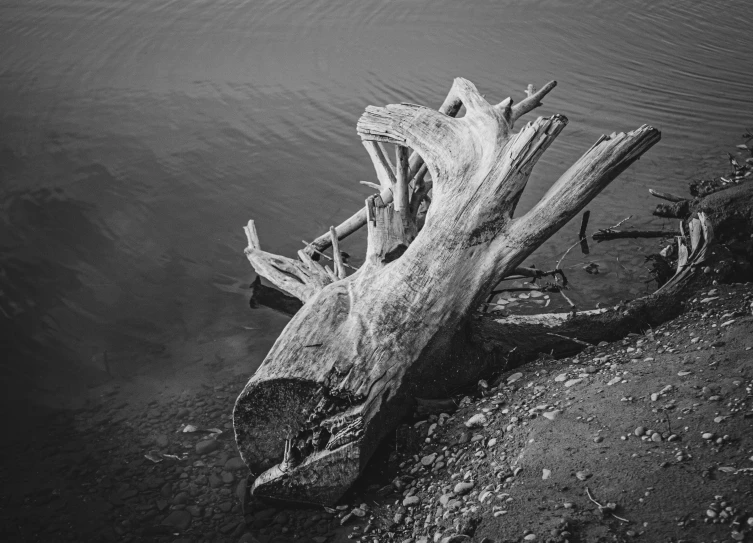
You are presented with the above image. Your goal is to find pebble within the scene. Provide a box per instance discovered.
[224,457,246,471]
[196,439,220,455]
[524,534,537,541]
[507,372,523,384]
[554,373,568,382]
[421,453,437,466]
[465,414,487,428]
[161,510,192,531]
[453,481,474,495]
[564,379,583,388]
[403,496,420,507]
[543,410,561,421]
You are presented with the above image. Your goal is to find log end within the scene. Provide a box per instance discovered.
[250,440,362,506]
[233,378,321,475]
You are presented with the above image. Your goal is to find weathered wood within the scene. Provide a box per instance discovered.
[302,81,559,257]
[592,228,681,241]
[362,141,396,191]
[329,227,347,280]
[649,188,685,202]
[234,78,660,506]
[394,146,410,215]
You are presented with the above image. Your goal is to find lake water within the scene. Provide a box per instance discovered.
[1,0,752,410]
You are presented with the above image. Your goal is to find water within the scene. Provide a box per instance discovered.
[1,0,752,409]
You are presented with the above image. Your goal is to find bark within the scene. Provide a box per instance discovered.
[233,78,660,506]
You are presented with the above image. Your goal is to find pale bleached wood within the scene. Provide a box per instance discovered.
[303,85,465,256]
[649,188,685,202]
[394,145,410,214]
[359,180,382,191]
[243,221,332,302]
[329,226,346,280]
[362,141,396,191]
[235,78,660,506]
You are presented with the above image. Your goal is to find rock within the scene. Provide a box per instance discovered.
[478,490,492,503]
[564,378,583,388]
[208,474,223,488]
[554,373,568,382]
[453,481,474,495]
[607,376,621,386]
[634,426,646,437]
[439,493,454,506]
[524,535,537,541]
[507,372,523,384]
[186,505,203,517]
[702,432,715,440]
[593,436,604,443]
[465,414,487,428]
[225,457,246,471]
[440,535,471,543]
[543,410,560,421]
[222,471,235,484]
[196,439,219,455]
[172,492,189,505]
[238,534,262,543]
[542,469,551,480]
[575,471,590,481]
[155,434,169,448]
[236,477,248,504]
[650,393,659,402]
[161,510,192,531]
[677,371,692,377]
[403,495,420,506]
[220,521,240,534]
[421,453,436,466]
[651,432,662,442]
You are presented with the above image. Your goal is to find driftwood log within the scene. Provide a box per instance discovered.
[233,78,662,506]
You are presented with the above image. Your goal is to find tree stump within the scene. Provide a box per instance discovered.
[233,78,660,505]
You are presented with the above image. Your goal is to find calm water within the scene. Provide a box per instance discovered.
[1,0,752,409]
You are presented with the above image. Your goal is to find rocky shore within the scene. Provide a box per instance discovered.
[2,281,751,543]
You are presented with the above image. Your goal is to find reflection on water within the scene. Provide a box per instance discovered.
[1,0,751,408]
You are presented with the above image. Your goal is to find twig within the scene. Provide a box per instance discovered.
[592,228,680,241]
[555,238,582,270]
[648,188,685,203]
[559,289,575,307]
[301,240,359,271]
[586,487,630,523]
[579,210,590,240]
[546,332,592,347]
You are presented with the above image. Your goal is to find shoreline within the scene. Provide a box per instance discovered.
[2,281,751,543]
